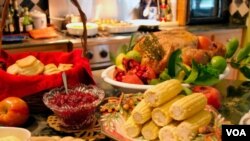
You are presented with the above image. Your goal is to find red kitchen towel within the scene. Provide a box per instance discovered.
[0,49,95,101]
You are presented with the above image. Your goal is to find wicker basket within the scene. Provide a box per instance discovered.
[0,0,9,53]
[0,0,89,114]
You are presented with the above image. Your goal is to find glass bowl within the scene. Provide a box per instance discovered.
[43,84,105,129]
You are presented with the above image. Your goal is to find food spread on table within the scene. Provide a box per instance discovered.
[110,29,250,87]
[0,28,250,141]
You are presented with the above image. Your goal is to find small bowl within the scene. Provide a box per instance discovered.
[43,84,105,129]
[0,127,31,141]
[66,22,98,36]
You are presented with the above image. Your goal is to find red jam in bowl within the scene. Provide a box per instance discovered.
[43,84,105,129]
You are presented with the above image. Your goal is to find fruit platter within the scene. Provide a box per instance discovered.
[99,79,230,141]
[101,29,246,92]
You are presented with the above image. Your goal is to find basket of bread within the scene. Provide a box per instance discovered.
[0,49,95,112]
[0,0,94,113]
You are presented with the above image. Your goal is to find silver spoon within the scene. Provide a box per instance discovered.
[62,72,69,94]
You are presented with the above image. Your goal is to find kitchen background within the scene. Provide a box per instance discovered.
[14,0,48,13]
[1,0,249,25]
[0,0,249,80]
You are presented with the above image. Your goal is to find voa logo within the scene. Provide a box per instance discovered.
[226,129,246,136]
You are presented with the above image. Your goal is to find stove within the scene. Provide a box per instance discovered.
[86,44,111,70]
[70,34,131,70]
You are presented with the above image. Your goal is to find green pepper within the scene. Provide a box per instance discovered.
[236,42,250,63]
[168,49,182,77]
[225,38,239,58]
[184,60,198,83]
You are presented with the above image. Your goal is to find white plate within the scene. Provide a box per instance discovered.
[66,22,98,36]
[101,65,151,93]
[0,127,31,141]
[101,65,230,93]
[106,24,139,33]
[239,110,250,125]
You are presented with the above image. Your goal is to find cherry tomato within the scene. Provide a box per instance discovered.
[197,36,212,50]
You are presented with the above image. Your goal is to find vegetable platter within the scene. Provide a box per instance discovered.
[99,79,233,141]
[103,29,247,93]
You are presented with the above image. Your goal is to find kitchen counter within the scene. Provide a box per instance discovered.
[2,23,247,51]
[160,23,247,32]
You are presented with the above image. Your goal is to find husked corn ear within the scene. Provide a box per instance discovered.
[141,120,160,140]
[175,110,212,141]
[152,95,185,126]
[132,100,152,124]
[169,93,207,120]
[158,122,180,141]
[124,116,142,138]
[144,79,183,107]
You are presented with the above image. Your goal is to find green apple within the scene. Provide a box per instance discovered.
[115,53,126,66]
[125,50,142,62]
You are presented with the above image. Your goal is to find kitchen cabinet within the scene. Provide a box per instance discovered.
[194,28,244,80]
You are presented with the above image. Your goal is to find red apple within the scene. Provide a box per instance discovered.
[192,86,221,109]
[0,97,29,126]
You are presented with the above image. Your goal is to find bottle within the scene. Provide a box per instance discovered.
[23,7,33,32]
[160,0,167,22]
[166,3,172,21]
[9,0,14,14]
[4,0,14,34]
[3,14,10,34]
[8,10,15,34]
[19,7,25,33]
[12,0,21,34]
[170,0,177,22]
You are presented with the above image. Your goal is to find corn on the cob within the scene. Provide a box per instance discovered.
[123,116,142,138]
[158,122,179,141]
[144,79,183,107]
[169,93,207,120]
[175,110,212,141]
[131,100,152,124]
[141,120,160,140]
[152,95,185,126]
